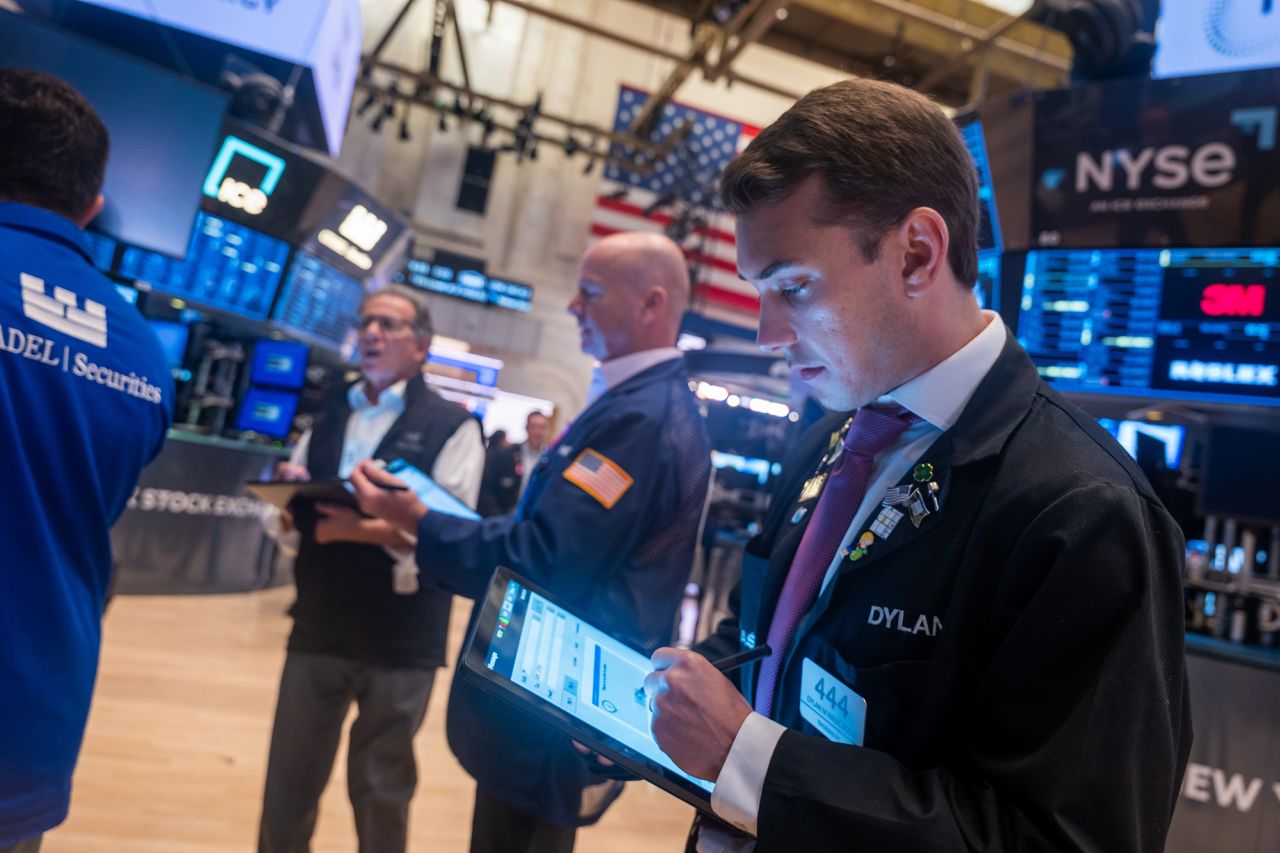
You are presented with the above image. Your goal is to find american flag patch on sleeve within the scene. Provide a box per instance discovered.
[563,449,634,509]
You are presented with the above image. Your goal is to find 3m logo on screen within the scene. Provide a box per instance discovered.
[19,272,106,347]
[1201,283,1266,317]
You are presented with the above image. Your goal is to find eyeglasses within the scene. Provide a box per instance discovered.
[356,315,416,334]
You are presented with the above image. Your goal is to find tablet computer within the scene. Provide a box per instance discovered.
[385,458,481,521]
[457,566,722,818]
[245,478,357,512]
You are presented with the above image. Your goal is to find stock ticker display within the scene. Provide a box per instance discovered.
[1017,247,1280,407]
[271,251,365,351]
[117,211,288,320]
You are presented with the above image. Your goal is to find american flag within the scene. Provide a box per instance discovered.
[563,448,634,509]
[591,86,761,319]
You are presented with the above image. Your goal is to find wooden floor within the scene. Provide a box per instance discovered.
[44,588,695,852]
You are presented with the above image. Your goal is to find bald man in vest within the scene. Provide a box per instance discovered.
[353,232,713,852]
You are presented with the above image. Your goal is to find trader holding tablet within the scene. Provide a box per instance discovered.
[352,232,712,853]
[644,79,1191,852]
[257,285,484,853]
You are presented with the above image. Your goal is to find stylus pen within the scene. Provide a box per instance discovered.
[712,645,772,674]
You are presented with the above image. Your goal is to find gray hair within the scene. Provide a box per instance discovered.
[360,284,434,341]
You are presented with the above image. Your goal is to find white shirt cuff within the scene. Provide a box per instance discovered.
[710,712,787,836]
[261,506,300,558]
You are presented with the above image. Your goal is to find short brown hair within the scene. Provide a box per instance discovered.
[721,77,979,287]
[0,69,109,221]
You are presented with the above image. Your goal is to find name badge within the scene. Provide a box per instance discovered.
[799,658,866,746]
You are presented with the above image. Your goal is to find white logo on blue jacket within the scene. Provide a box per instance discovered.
[20,272,107,347]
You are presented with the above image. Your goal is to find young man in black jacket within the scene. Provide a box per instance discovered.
[645,77,1192,852]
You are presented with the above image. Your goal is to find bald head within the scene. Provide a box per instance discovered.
[568,232,691,361]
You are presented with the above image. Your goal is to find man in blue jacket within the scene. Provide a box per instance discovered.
[0,69,172,851]
[352,231,712,853]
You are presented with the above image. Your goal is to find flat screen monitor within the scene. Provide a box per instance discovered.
[249,339,309,390]
[199,124,328,240]
[0,10,227,258]
[147,319,189,370]
[235,386,299,439]
[1199,425,1280,523]
[118,211,289,320]
[1097,418,1186,469]
[976,251,1001,312]
[304,182,404,278]
[271,251,364,351]
[957,116,1002,253]
[84,230,118,272]
[1017,247,1280,407]
[1154,1,1280,79]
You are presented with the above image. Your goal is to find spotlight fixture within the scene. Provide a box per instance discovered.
[438,111,449,132]
[355,90,378,117]
[399,111,411,142]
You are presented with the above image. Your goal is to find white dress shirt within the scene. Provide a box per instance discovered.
[703,312,1007,848]
[586,346,684,405]
[266,376,484,592]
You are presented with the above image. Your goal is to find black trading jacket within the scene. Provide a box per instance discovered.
[698,331,1193,852]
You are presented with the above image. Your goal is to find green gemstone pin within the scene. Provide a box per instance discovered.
[913,462,934,483]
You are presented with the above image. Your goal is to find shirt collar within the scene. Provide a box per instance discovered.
[348,377,410,413]
[589,347,683,404]
[0,201,92,263]
[885,310,1007,430]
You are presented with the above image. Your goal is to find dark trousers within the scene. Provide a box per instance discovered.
[470,786,577,853]
[0,836,41,853]
[257,651,436,853]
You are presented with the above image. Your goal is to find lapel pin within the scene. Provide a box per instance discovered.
[870,506,904,539]
[883,485,913,507]
[791,506,808,524]
[907,489,931,527]
[913,462,934,484]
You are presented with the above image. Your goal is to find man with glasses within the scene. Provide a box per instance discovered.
[257,285,484,853]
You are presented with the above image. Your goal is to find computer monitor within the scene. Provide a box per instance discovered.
[146,319,189,370]
[956,116,1002,252]
[1018,247,1280,407]
[271,251,365,351]
[83,230,118,272]
[1153,1,1280,79]
[118,211,289,320]
[235,387,299,439]
[1199,425,1280,523]
[0,10,228,258]
[249,339,309,390]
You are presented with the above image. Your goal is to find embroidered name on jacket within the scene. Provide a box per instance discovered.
[868,605,943,637]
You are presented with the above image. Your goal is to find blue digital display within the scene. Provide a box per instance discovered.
[117,211,288,320]
[249,339,309,390]
[1018,247,1280,407]
[1097,418,1186,469]
[235,387,299,439]
[115,284,139,306]
[976,251,1001,312]
[84,230,118,272]
[397,257,534,313]
[271,251,365,351]
[959,118,1002,252]
[147,319,189,370]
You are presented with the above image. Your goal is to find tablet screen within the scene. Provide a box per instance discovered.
[466,569,714,801]
[385,459,480,521]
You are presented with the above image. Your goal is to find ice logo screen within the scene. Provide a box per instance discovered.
[202,136,286,216]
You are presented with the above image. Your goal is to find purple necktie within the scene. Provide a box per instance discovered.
[753,404,922,716]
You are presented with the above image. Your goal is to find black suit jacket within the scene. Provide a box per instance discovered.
[699,332,1192,851]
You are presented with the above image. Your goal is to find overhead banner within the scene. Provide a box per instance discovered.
[1031,67,1280,249]
[1165,643,1280,852]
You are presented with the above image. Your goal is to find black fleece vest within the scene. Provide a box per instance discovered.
[288,376,473,669]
